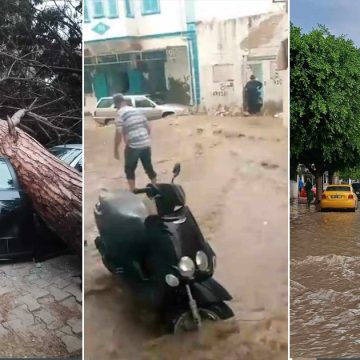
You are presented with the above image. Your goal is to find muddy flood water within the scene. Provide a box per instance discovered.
[291,202,360,358]
[84,114,288,360]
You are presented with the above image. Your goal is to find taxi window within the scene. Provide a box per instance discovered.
[0,160,15,190]
[326,186,351,192]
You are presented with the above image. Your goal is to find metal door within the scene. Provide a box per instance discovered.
[93,72,109,100]
[247,63,264,97]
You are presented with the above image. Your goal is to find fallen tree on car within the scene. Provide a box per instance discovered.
[0,109,82,256]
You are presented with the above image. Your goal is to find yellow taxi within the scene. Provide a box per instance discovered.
[320,184,358,212]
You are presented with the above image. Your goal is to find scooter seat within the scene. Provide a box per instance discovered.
[95,189,150,268]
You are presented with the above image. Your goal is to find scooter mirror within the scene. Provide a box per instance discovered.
[172,163,181,178]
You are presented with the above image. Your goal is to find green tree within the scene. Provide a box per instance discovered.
[0,1,82,253]
[0,0,82,146]
[339,167,360,181]
[291,24,360,205]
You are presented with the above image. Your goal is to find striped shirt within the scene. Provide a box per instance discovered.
[115,106,151,149]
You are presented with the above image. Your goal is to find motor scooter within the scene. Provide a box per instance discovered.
[94,163,234,332]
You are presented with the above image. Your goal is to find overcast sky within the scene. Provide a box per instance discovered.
[291,0,360,45]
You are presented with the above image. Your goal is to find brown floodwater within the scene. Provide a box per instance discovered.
[290,202,360,358]
[84,115,288,360]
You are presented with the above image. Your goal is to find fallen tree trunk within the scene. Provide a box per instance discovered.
[0,115,82,256]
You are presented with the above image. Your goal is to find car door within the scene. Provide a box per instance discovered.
[0,158,33,257]
[352,183,360,201]
[134,97,162,120]
[95,98,117,120]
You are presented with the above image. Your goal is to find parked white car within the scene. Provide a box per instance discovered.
[93,94,189,125]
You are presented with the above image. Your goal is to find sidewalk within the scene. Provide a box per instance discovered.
[0,255,82,357]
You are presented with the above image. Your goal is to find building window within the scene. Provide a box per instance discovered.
[107,0,119,18]
[84,0,90,22]
[93,0,105,18]
[125,0,134,18]
[141,0,160,15]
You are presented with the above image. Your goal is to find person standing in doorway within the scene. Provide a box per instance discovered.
[245,75,263,115]
[304,179,313,208]
[113,93,157,192]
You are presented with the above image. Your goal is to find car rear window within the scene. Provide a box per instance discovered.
[0,160,14,190]
[147,94,165,105]
[135,98,154,108]
[326,186,351,192]
[50,148,82,166]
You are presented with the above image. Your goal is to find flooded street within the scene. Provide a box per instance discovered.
[291,202,360,358]
[84,114,288,360]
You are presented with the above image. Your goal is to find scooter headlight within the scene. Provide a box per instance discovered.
[165,274,180,287]
[178,256,195,278]
[195,251,209,271]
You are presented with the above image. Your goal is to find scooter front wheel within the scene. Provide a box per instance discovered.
[171,308,220,334]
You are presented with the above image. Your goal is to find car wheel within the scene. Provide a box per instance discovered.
[162,112,174,118]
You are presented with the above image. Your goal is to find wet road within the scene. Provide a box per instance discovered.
[290,202,360,358]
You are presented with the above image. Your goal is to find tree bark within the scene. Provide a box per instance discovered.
[0,119,82,256]
[315,167,323,211]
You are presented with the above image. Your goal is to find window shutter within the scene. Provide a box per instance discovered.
[108,0,119,18]
[142,0,160,14]
[93,0,105,18]
[125,0,134,17]
[84,0,90,22]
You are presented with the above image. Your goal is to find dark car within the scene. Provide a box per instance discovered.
[352,182,360,199]
[0,157,68,261]
[49,144,82,173]
[0,157,34,259]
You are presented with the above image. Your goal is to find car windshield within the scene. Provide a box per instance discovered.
[50,148,82,166]
[326,186,351,192]
[0,160,14,190]
[147,95,165,105]
[352,183,360,191]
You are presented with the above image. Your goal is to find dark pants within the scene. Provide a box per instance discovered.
[247,98,262,114]
[124,146,156,181]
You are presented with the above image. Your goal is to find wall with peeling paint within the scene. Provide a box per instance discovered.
[196,12,287,114]
[164,47,192,104]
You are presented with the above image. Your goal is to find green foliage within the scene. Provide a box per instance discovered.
[0,0,82,146]
[290,24,360,173]
[339,167,360,180]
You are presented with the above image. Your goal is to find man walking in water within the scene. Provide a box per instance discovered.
[113,93,157,192]
[245,75,263,115]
